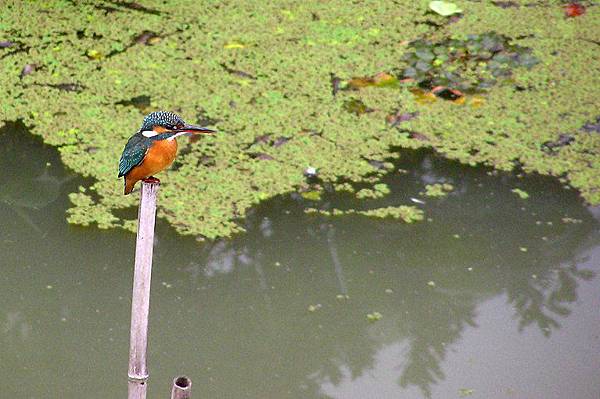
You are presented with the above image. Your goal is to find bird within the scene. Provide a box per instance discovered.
[118,111,215,195]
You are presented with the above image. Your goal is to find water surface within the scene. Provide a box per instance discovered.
[1,124,599,398]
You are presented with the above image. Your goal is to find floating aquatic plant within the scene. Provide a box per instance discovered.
[428,1,463,17]
[355,183,390,199]
[343,98,374,115]
[367,312,383,322]
[423,183,454,197]
[300,190,322,201]
[401,32,539,93]
[307,205,424,223]
[511,188,529,199]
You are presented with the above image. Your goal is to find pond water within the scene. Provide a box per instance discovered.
[1,123,599,399]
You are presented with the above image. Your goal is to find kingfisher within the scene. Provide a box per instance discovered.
[118,111,215,195]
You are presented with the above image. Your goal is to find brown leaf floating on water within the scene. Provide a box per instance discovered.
[20,63,37,79]
[134,31,161,45]
[250,152,275,160]
[347,72,397,89]
[432,86,464,100]
[409,131,430,141]
[273,136,291,147]
[386,111,419,127]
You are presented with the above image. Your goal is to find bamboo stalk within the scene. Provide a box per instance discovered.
[170,376,192,399]
[127,181,160,399]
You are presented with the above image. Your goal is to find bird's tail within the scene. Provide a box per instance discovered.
[123,178,135,195]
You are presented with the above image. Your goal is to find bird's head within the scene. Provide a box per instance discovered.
[139,111,215,138]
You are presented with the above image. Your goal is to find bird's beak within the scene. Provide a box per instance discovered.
[175,124,216,135]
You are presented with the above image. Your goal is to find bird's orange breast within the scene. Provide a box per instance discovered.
[142,138,178,175]
[124,138,178,194]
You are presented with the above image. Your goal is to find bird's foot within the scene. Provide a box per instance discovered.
[142,176,161,184]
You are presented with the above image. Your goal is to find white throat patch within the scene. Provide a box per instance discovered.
[166,132,189,141]
[141,130,158,137]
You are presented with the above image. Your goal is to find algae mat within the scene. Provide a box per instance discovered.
[1,0,599,238]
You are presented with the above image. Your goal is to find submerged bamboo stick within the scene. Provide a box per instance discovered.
[170,376,192,399]
[127,181,160,399]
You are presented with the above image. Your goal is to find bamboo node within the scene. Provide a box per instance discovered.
[128,373,149,382]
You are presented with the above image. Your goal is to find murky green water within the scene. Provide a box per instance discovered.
[2,124,599,399]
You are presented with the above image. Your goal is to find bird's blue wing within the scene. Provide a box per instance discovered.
[118,135,148,177]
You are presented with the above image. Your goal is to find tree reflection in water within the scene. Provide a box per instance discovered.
[171,150,598,398]
[0,121,76,234]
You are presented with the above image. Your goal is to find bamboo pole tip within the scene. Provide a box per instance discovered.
[171,376,192,399]
[174,376,191,389]
[142,180,160,186]
[141,179,160,193]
